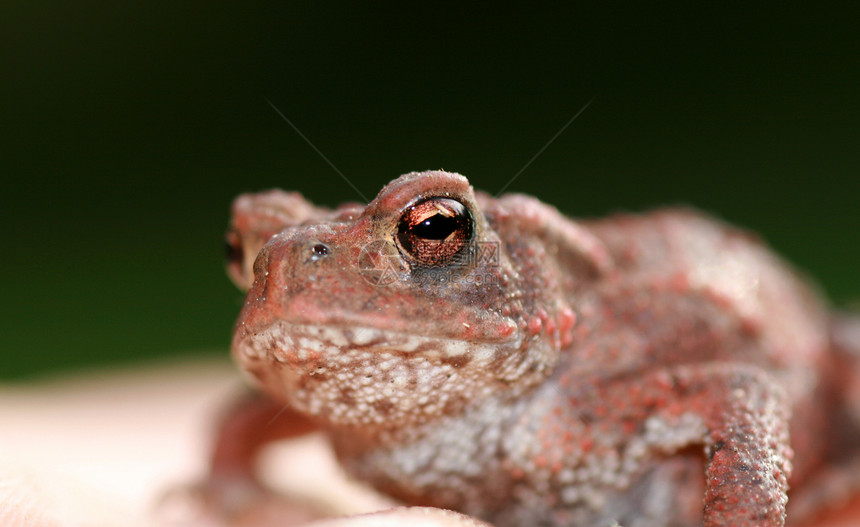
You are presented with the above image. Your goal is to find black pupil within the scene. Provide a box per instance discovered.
[413,215,459,240]
[396,197,472,266]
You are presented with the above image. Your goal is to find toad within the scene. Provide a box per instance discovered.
[213,170,860,527]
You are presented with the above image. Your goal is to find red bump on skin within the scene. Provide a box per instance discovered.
[528,316,543,335]
[669,271,690,291]
[544,316,557,336]
[496,319,517,338]
[580,438,593,453]
[535,307,549,324]
[557,306,576,347]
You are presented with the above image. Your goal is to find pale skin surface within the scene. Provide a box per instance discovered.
[211,171,860,527]
[0,360,483,527]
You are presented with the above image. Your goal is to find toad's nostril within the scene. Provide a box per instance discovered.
[311,243,331,260]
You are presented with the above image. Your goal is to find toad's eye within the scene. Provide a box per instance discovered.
[225,230,245,279]
[396,197,472,266]
[224,230,253,290]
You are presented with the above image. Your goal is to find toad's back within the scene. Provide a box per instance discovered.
[580,208,830,371]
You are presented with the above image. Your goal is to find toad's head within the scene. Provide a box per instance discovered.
[227,171,594,428]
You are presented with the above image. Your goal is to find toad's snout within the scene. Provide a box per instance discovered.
[236,226,351,332]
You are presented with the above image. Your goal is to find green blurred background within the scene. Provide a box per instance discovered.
[2,3,858,379]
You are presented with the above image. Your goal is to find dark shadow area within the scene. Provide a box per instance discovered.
[2,3,858,378]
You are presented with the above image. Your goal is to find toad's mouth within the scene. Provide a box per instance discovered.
[232,320,517,372]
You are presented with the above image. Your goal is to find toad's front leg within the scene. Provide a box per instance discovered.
[207,390,319,482]
[695,369,792,527]
[597,363,793,527]
[159,391,326,526]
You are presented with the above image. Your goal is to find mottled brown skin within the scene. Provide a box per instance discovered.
[216,171,860,527]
